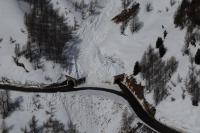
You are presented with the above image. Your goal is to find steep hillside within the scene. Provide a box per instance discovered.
[1,0,200,132]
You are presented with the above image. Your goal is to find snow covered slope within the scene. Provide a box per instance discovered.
[74,0,200,132]
[0,0,71,84]
[0,1,139,133]
[1,0,200,132]
[5,90,137,133]
[76,0,186,84]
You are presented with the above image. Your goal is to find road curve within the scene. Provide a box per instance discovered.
[117,82,181,133]
[0,83,126,97]
[0,83,182,133]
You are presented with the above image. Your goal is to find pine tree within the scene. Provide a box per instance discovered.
[174,0,189,29]
[156,37,163,48]
[159,44,167,58]
[163,30,168,39]
[185,56,200,106]
[43,117,67,133]
[29,115,40,133]
[133,61,141,75]
[0,90,12,118]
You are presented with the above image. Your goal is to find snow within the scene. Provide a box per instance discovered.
[75,0,200,132]
[156,93,200,133]
[4,90,136,133]
[1,0,200,132]
[0,1,137,132]
[0,0,69,84]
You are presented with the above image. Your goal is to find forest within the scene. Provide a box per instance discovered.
[18,0,73,69]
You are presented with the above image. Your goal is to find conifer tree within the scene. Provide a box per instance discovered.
[156,37,163,48]
[133,61,141,76]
